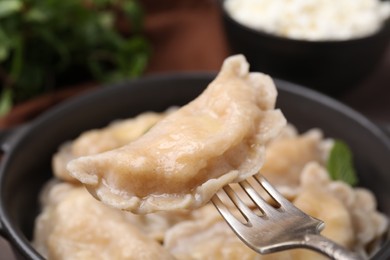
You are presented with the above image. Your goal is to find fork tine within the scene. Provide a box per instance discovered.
[211,195,244,228]
[212,176,363,260]
[239,179,278,215]
[254,175,291,208]
[222,185,259,222]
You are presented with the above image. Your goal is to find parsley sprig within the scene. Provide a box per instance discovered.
[0,0,150,116]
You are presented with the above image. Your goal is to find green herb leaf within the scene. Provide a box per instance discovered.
[0,0,149,115]
[0,88,13,116]
[98,12,114,29]
[0,0,22,19]
[123,1,144,31]
[0,45,9,62]
[326,140,358,186]
[24,8,49,23]
[0,28,11,62]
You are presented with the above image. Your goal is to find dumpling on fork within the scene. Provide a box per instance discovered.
[67,55,286,214]
[53,111,169,183]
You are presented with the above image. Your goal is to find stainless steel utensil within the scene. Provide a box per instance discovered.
[212,174,364,260]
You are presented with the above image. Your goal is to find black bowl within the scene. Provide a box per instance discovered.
[0,74,389,259]
[220,0,390,97]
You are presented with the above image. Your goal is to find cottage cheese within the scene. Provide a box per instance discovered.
[224,0,390,40]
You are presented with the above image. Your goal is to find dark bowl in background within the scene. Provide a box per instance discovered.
[220,0,390,97]
[0,74,389,259]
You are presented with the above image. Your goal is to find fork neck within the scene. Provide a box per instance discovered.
[303,234,365,260]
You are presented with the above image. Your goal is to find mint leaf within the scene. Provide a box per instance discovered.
[327,140,358,186]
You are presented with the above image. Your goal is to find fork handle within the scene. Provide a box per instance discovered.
[303,234,364,260]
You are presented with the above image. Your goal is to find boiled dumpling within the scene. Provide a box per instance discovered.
[32,182,174,260]
[53,111,168,182]
[67,55,286,214]
[163,204,263,260]
[260,128,331,198]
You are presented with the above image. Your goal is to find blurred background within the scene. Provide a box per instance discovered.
[0,0,389,258]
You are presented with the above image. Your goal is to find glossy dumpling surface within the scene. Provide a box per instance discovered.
[53,112,167,182]
[67,55,286,214]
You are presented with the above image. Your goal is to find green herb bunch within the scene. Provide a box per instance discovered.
[0,0,150,116]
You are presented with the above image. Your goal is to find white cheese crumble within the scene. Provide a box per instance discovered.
[224,0,390,40]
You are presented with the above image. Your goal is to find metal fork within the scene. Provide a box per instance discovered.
[211,174,364,260]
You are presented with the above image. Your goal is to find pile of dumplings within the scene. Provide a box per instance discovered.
[33,55,388,260]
